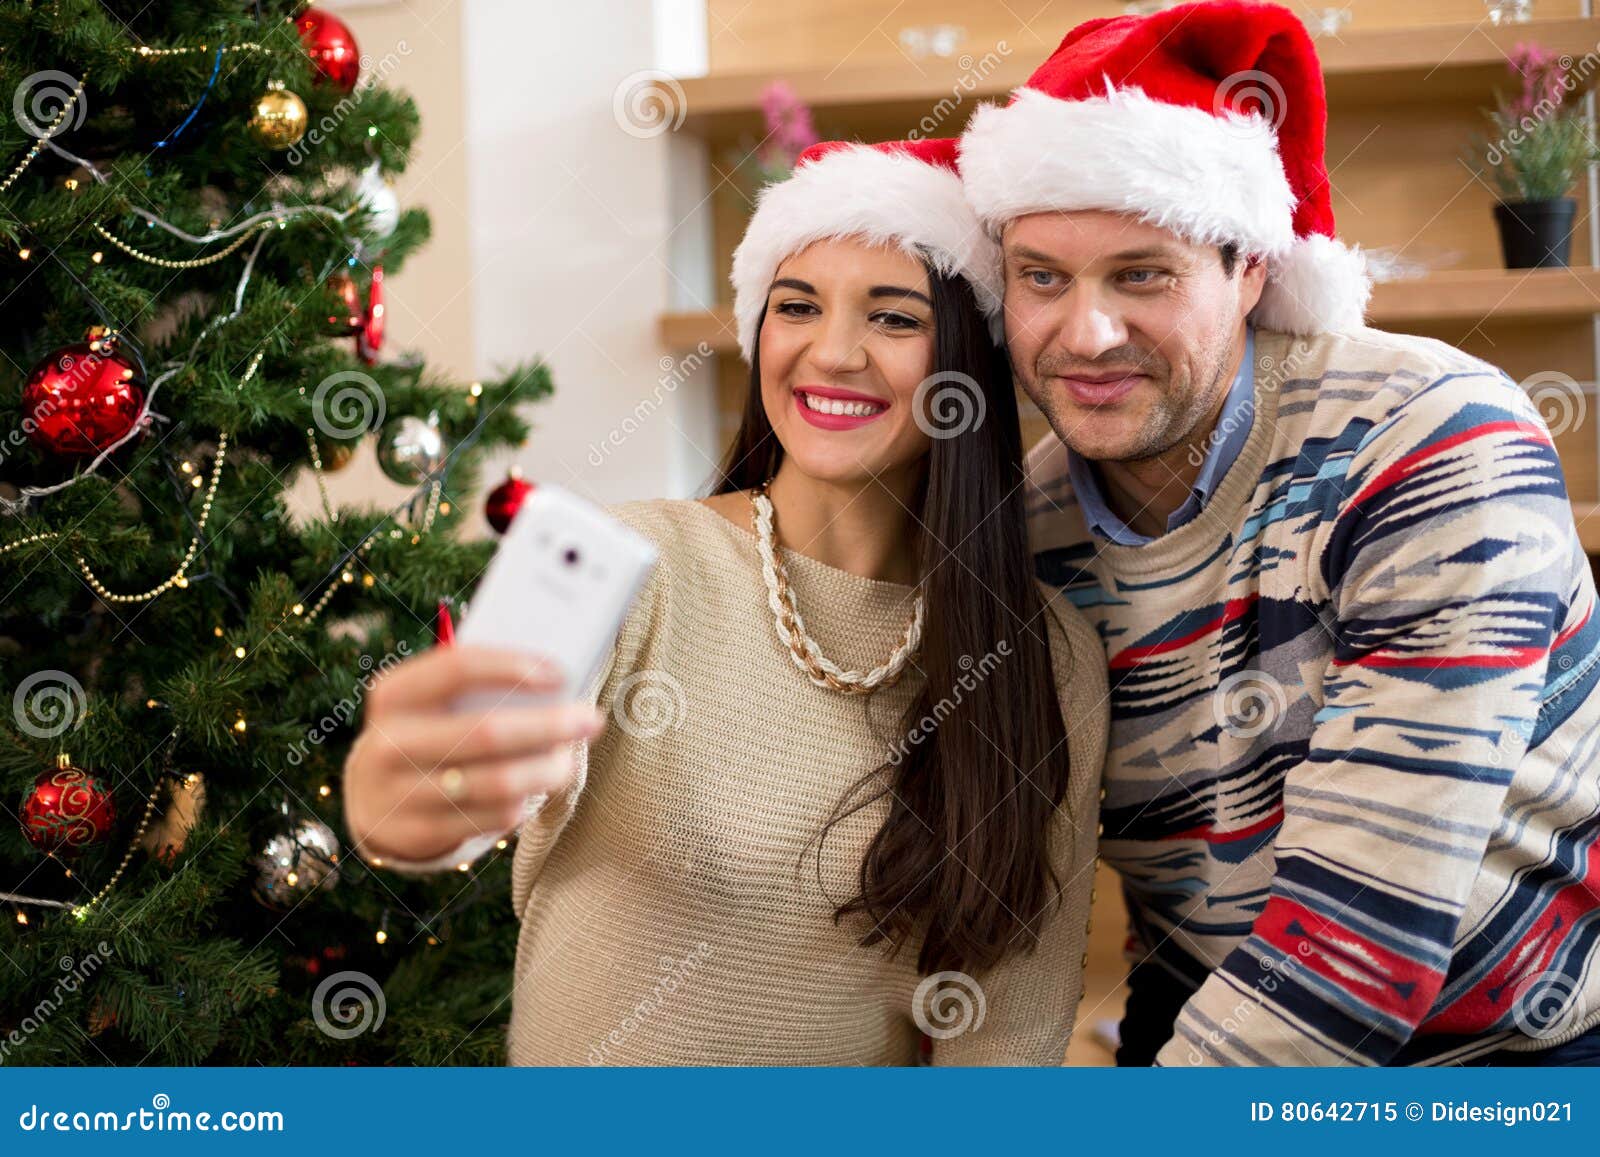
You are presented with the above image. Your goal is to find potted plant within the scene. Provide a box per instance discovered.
[1474,44,1600,268]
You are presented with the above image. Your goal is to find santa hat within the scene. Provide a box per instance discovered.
[959,0,1371,335]
[730,138,1003,362]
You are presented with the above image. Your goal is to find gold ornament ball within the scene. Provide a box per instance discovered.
[318,438,356,472]
[248,83,308,150]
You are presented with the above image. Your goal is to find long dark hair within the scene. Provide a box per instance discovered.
[709,260,1074,976]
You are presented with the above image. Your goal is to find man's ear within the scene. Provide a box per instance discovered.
[1238,254,1268,317]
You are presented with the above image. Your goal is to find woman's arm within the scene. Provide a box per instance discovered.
[374,520,672,879]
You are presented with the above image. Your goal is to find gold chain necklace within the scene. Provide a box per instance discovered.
[749,481,923,695]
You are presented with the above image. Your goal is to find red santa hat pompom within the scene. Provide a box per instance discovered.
[958,0,1371,335]
[730,137,1003,362]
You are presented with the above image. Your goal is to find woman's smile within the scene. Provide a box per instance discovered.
[793,384,891,430]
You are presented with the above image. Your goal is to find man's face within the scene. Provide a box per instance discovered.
[1000,210,1265,463]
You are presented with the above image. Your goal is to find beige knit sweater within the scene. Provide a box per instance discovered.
[388,497,1108,1065]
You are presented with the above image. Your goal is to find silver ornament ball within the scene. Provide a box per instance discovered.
[355,161,400,239]
[252,818,342,908]
[376,411,448,484]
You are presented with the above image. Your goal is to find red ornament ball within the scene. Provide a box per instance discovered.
[22,329,145,458]
[356,264,385,365]
[324,268,364,336]
[296,8,362,93]
[21,757,117,854]
[485,468,533,534]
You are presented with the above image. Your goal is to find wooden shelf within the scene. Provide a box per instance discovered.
[659,268,1600,355]
[664,18,1600,135]
[658,306,737,353]
[1368,266,1600,325]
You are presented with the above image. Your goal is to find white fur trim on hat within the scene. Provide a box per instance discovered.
[1251,232,1371,335]
[959,85,1298,256]
[730,145,1003,362]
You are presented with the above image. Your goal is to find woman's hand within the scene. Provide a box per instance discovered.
[343,645,606,864]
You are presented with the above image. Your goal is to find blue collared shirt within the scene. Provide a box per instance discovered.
[1066,328,1256,547]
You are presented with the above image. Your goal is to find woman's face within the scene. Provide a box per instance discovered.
[758,237,936,487]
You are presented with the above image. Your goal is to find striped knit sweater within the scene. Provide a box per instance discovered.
[1027,325,1600,1066]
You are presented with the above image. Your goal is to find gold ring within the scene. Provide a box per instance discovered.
[436,766,466,801]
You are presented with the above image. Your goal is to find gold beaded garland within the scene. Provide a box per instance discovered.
[0,72,88,197]
[129,42,271,60]
[92,219,272,270]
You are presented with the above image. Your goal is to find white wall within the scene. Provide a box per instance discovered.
[460,0,719,505]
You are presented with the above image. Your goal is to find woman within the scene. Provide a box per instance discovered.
[342,138,1108,1064]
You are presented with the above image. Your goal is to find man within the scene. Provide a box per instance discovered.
[959,0,1600,1065]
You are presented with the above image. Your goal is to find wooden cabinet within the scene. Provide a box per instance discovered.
[658,2,1600,545]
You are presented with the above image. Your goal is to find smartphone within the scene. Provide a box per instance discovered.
[454,482,658,710]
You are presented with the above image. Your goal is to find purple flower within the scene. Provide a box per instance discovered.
[758,81,818,170]
[1507,42,1567,120]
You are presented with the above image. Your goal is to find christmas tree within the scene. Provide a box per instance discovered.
[0,1,551,1064]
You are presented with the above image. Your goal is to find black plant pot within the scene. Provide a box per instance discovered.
[1494,197,1577,269]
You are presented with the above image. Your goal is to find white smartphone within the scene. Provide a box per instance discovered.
[454,483,658,710]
